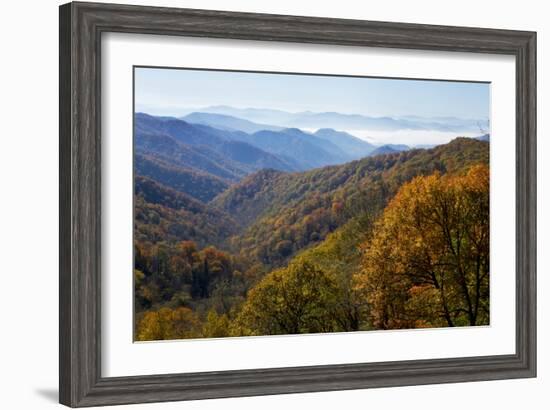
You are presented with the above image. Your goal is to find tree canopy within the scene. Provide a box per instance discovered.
[233,260,341,336]
[133,136,490,340]
[354,165,490,329]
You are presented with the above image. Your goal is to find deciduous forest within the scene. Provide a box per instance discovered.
[133,111,490,341]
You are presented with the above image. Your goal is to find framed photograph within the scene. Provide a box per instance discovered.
[59,2,536,407]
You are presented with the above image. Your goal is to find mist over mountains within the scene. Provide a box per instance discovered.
[183,112,283,134]
[180,105,488,135]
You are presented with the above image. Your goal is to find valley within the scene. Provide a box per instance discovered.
[133,111,490,340]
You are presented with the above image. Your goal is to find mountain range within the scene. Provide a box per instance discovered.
[136,112,489,199]
[133,109,490,338]
[183,112,283,134]
[135,113,382,181]
[134,125,489,267]
[181,105,488,133]
[182,112,378,160]
[135,113,298,182]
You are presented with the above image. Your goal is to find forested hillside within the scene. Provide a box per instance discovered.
[134,176,238,248]
[215,138,489,267]
[133,112,490,341]
[135,153,229,202]
[135,113,298,180]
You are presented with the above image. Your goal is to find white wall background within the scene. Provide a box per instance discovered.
[0,0,546,409]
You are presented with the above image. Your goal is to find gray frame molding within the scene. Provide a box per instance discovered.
[59,1,536,407]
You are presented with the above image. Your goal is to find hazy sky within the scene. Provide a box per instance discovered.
[135,66,490,120]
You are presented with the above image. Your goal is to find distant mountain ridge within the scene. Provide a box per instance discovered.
[184,113,365,167]
[135,128,248,182]
[183,112,283,133]
[183,113,383,163]
[369,144,410,156]
[187,105,487,133]
[232,128,349,169]
[137,113,368,174]
[314,128,375,158]
[135,113,298,181]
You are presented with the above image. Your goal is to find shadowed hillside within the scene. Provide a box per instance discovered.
[135,153,229,202]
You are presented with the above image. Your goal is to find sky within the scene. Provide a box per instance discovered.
[134,66,490,145]
[135,66,489,119]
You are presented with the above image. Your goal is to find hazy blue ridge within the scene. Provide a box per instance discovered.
[135,113,299,179]
[183,112,283,133]
[192,106,486,133]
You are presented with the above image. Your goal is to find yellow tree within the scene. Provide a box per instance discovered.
[355,165,489,329]
[233,260,340,336]
[136,307,201,341]
[202,310,231,338]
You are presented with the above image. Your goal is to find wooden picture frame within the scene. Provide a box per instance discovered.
[59,1,536,407]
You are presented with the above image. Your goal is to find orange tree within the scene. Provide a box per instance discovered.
[354,165,490,329]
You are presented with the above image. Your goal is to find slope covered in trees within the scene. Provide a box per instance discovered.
[214,138,489,267]
[135,153,229,202]
[135,161,490,340]
[133,111,490,341]
[233,214,374,335]
[134,176,238,249]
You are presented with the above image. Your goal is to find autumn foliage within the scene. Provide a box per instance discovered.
[134,138,490,341]
[233,260,341,335]
[355,165,490,329]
